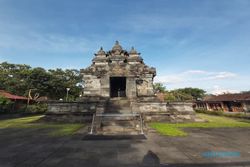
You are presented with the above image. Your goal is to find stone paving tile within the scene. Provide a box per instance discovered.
[1,127,250,167]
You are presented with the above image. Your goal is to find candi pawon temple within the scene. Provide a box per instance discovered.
[47,41,196,134]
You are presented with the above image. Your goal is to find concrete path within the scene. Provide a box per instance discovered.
[0,127,250,167]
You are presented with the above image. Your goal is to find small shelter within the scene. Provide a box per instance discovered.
[0,90,28,112]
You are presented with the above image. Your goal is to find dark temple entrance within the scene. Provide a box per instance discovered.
[110,77,126,97]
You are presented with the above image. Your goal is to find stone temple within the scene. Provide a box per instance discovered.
[47,41,196,133]
[82,41,156,100]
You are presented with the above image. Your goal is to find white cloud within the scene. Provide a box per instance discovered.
[211,85,240,95]
[211,72,237,79]
[154,70,243,94]
[155,75,183,84]
[155,70,237,85]
[183,70,208,74]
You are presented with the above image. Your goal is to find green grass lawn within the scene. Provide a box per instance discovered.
[0,115,84,136]
[149,113,250,137]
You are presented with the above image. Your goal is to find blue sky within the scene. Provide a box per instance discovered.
[0,0,250,94]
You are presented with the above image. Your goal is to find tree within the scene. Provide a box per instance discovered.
[164,88,206,101]
[48,68,82,100]
[153,83,166,93]
[0,62,31,95]
[0,62,83,101]
[27,67,51,97]
[174,88,206,100]
[164,91,176,101]
[171,90,193,101]
[0,95,13,112]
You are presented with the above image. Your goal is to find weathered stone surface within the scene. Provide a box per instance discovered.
[81,41,156,98]
[47,100,196,123]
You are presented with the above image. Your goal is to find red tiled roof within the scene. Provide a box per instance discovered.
[203,93,250,102]
[0,90,28,100]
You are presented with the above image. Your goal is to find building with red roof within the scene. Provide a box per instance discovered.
[0,90,28,101]
[195,92,250,112]
[0,90,28,112]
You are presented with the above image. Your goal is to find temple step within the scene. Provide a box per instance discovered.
[100,122,141,135]
[109,99,130,106]
[104,109,131,113]
[98,116,136,121]
[105,98,132,113]
[101,120,139,126]
[89,113,145,135]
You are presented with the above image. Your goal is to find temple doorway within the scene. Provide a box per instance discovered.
[110,77,126,97]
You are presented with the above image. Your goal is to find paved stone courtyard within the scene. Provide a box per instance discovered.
[0,127,250,167]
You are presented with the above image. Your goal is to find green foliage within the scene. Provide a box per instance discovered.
[47,69,82,100]
[164,91,176,101]
[153,83,166,93]
[0,96,12,105]
[195,109,250,119]
[153,85,206,102]
[0,62,31,95]
[0,62,83,100]
[0,115,83,136]
[27,67,51,97]
[26,104,48,113]
[0,115,43,128]
[175,88,206,100]
[150,113,250,137]
[166,87,206,101]
[0,96,14,112]
[150,123,187,136]
[195,109,224,116]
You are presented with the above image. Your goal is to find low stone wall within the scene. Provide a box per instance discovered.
[47,98,108,114]
[47,101,96,114]
[46,100,107,122]
[131,101,195,122]
[46,100,196,123]
[143,112,196,122]
[44,112,93,123]
[131,101,167,113]
[166,102,194,113]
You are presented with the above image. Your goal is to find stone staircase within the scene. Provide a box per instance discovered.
[96,114,142,135]
[88,98,145,135]
[105,98,131,113]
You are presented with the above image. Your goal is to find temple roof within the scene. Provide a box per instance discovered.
[97,47,106,55]
[112,41,123,52]
[84,41,157,76]
[129,47,138,54]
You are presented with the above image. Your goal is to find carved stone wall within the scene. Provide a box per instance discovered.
[47,101,196,123]
[131,101,196,122]
[80,41,156,99]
